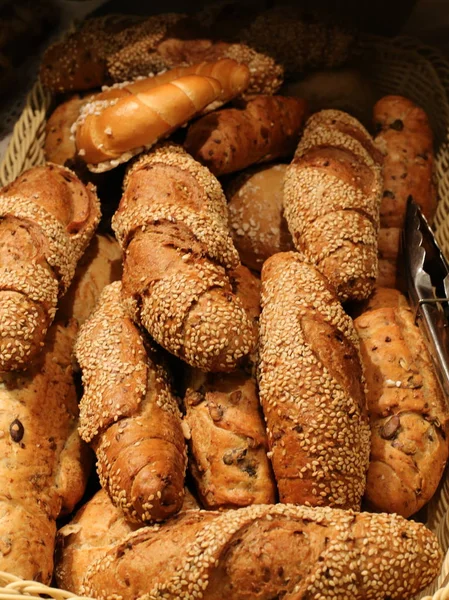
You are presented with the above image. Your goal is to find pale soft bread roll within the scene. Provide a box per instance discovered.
[259,252,370,509]
[226,163,293,271]
[56,501,441,600]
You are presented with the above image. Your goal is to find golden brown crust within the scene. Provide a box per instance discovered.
[185,95,308,176]
[259,252,370,509]
[283,110,382,302]
[60,503,441,600]
[0,164,100,371]
[112,143,256,372]
[184,369,276,508]
[354,306,449,517]
[44,95,87,166]
[0,319,90,582]
[374,95,437,227]
[75,281,187,524]
[226,163,293,271]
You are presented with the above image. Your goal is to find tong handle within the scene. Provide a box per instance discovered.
[416,299,449,399]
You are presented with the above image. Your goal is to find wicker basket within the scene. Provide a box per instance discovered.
[1,32,449,600]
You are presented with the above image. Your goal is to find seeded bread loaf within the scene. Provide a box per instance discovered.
[354,305,449,517]
[226,163,294,271]
[0,164,100,371]
[112,143,256,372]
[259,252,370,509]
[185,95,308,176]
[283,109,383,301]
[75,281,187,524]
[374,95,437,228]
[56,501,441,600]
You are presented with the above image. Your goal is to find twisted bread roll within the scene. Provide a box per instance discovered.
[185,95,308,176]
[283,109,382,301]
[75,281,187,524]
[0,164,100,371]
[226,163,294,271]
[57,501,441,600]
[374,95,437,227]
[75,74,223,172]
[354,305,449,517]
[112,143,256,372]
[259,252,370,509]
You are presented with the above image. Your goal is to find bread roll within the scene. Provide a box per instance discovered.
[347,287,409,319]
[112,143,256,372]
[75,281,187,524]
[374,95,437,227]
[259,252,370,509]
[58,502,441,600]
[283,109,382,301]
[0,164,100,371]
[44,95,86,166]
[377,226,406,291]
[226,163,293,271]
[354,305,449,517]
[185,96,308,176]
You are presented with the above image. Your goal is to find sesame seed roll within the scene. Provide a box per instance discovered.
[258,252,370,509]
[69,503,440,600]
[0,163,100,372]
[75,281,187,525]
[112,142,256,372]
[283,109,382,302]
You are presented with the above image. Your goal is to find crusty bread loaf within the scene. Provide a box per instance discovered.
[112,143,256,372]
[347,287,409,319]
[44,95,87,166]
[75,74,223,172]
[57,501,441,600]
[259,252,370,509]
[57,234,122,326]
[374,95,437,227]
[283,109,382,301]
[226,163,293,271]
[354,305,449,517]
[75,281,187,524]
[185,95,308,176]
[0,164,100,371]
[377,226,406,291]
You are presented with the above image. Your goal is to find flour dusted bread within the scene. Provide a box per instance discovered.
[75,281,187,524]
[226,163,293,271]
[374,95,437,227]
[283,109,382,301]
[0,163,100,371]
[57,501,441,600]
[259,252,370,509]
[112,143,256,372]
[354,305,449,517]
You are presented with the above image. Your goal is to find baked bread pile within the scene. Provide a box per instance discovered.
[0,5,447,599]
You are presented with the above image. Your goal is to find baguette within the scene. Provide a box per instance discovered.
[258,252,370,509]
[226,163,294,271]
[75,281,187,524]
[184,95,308,176]
[75,74,223,172]
[58,502,441,600]
[112,143,256,372]
[374,95,437,227]
[354,305,449,517]
[0,164,100,371]
[283,109,382,301]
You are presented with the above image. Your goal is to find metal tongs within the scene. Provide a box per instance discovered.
[403,197,449,398]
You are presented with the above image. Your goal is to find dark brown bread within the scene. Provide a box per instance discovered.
[0,164,100,371]
[57,501,441,600]
[354,305,449,517]
[75,281,187,524]
[185,96,308,176]
[226,163,294,271]
[283,109,382,302]
[259,252,370,509]
[374,95,437,227]
[112,143,256,372]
